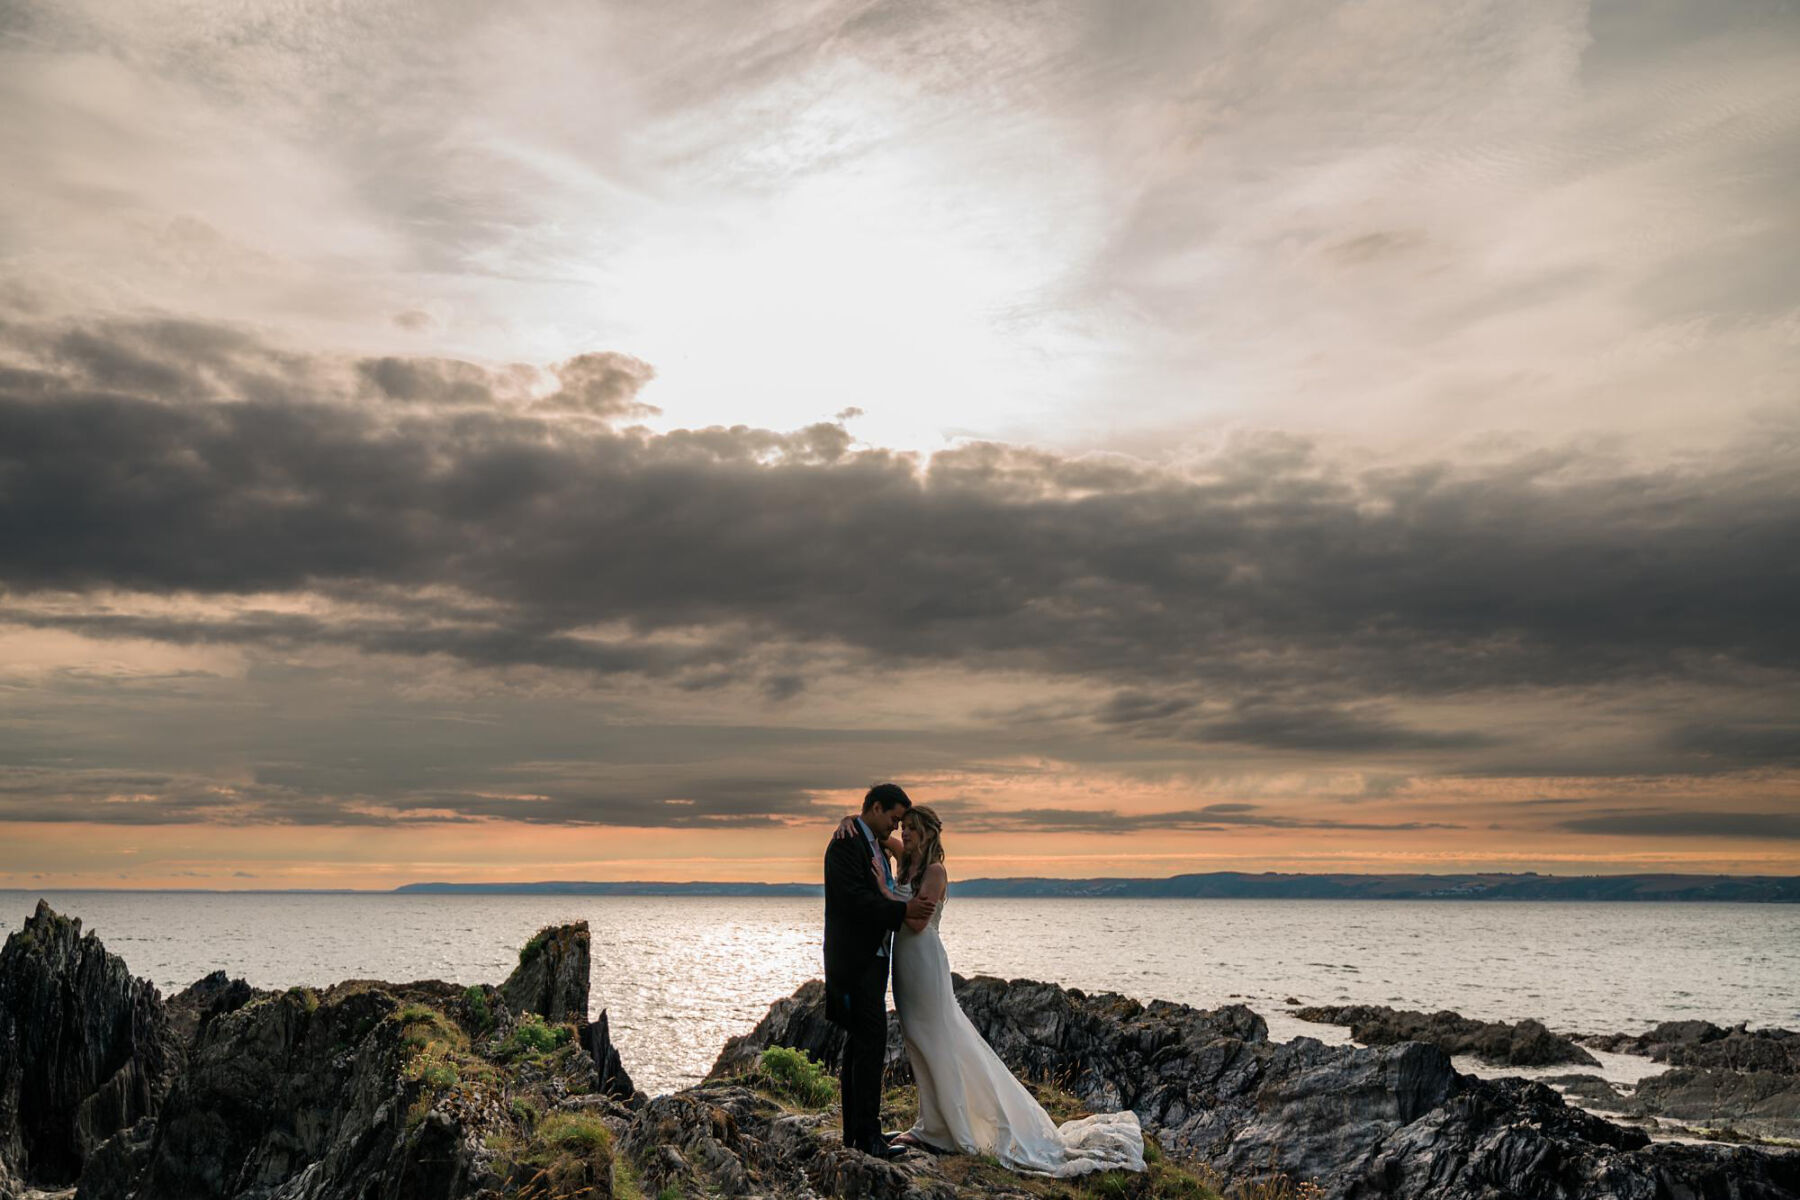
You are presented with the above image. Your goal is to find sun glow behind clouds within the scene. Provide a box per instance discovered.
[581,69,1112,449]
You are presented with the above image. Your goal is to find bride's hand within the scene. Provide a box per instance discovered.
[832,815,860,841]
[870,859,898,900]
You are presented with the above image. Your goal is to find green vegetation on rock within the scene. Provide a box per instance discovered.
[518,927,556,965]
[747,1045,837,1108]
[462,984,493,1032]
[511,1110,614,1199]
[497,1011,575,1060]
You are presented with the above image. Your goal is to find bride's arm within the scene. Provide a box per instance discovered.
[903,862,948,933]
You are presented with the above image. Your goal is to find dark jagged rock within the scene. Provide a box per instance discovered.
[500,922,591,1025]
[83,974,624,1200]
[164,970,265,1051]
[1583,1020,1800,1074]
[0,901,178,1190]
[719,977,1800,1199]
[0,906,632,1200]
[1293,1003,1600,1067]
[119,983,465,1200]
[1363,1076,1795,1198]
[1570,1021,1800,1141]
[582,1010,636,1102]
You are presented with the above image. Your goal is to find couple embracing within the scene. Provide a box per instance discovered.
[822,782,1145,1177]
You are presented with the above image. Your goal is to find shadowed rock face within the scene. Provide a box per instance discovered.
[1292,1004,1600,1068]
[0,900,177,1187]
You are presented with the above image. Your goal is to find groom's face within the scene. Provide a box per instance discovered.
[864,802,905,838]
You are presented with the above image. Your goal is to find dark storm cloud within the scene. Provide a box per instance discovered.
[1192,706,1496,752]
[4,319,1798,681]
[1665,723,1800,767]
[1558,811,1800,840]
[2,316,1799,792]
[0,757,834,829]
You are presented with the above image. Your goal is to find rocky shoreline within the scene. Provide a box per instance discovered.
[1290,1002,1800,1147]
[3,900,1797,1200]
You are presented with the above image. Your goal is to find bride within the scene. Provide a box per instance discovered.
[869,804,1145,1177]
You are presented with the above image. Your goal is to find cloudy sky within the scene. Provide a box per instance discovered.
[2,0,1797,888]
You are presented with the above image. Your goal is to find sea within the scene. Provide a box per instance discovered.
[5,891,1796,1097]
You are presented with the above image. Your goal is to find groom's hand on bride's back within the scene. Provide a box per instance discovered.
[904,894,936,921]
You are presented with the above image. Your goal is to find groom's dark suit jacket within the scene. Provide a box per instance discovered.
[822,827,908,1028]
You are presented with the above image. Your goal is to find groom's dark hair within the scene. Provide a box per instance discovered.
[862,782,912,813]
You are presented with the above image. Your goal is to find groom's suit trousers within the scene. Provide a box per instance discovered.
[839,954,890,1146]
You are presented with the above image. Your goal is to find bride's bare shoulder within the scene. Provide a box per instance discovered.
[923,861,949,887]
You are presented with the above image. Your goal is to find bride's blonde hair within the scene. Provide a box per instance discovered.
[900,804,945,888]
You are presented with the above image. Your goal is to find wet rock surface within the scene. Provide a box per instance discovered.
[1292,1003,1599,1067]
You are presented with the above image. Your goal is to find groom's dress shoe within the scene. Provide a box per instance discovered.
[859,1138,904,1160]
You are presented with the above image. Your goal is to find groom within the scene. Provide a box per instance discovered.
[823,782,936,1158]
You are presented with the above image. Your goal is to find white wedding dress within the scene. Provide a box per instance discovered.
[890,880,1145,1177]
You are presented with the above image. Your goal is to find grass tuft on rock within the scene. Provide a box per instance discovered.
[497,1011,575,1060]
[462,984,494,1032]
[518,927,556,965]
[511,1110,615,1199]
[745,1045,837,1108]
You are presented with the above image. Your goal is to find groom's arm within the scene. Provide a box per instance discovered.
[824,837,907,932]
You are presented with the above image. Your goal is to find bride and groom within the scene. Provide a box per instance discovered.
[822,783,1144,1177]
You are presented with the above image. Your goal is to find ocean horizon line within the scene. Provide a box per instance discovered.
[5,869,1798,900]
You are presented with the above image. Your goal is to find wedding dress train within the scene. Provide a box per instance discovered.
[890,883,1145,1177]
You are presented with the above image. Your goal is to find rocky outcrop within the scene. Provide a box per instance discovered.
[501,923,591,1025]
[116,981,468,1200]
[1293,1003,1599,1067]
[0,901,178,1189]
[1583,1020,1800,1074]
[0,906,635,1200]
[582,1010,636,1102]
[164,970,266,1050]
[1564,1022,1800,1141]
[719,976,1800,1199]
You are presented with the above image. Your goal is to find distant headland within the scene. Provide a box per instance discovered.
[395,871,1800,902]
